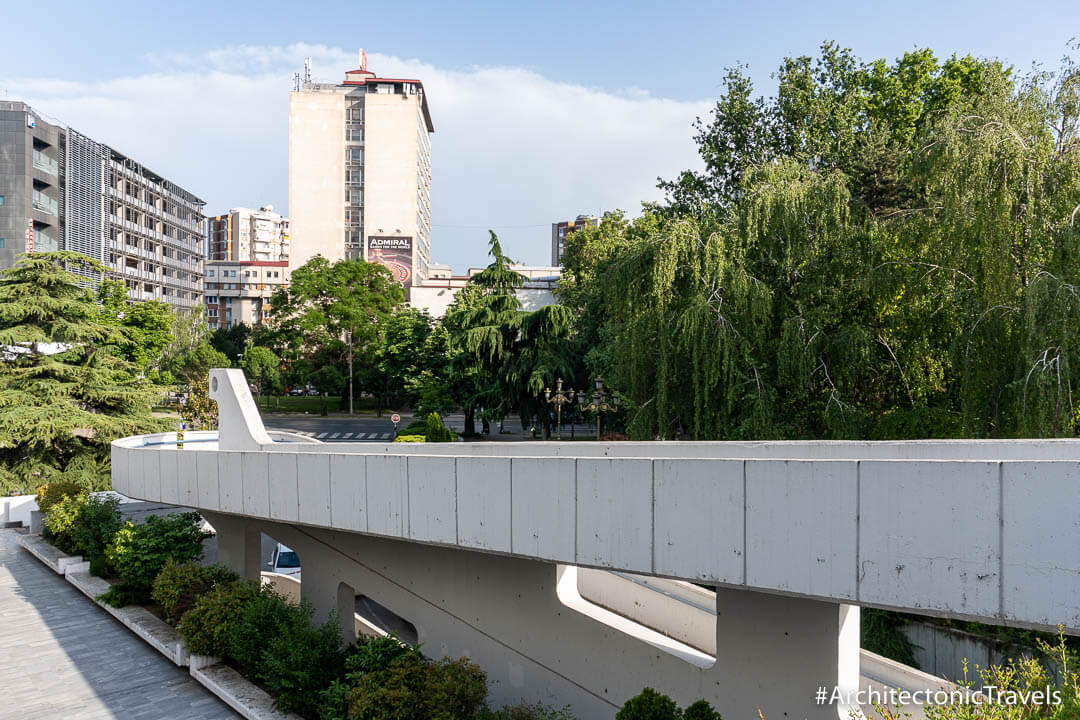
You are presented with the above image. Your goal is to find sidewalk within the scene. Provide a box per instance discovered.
[0,529,238,720]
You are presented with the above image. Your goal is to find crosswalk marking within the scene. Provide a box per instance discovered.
[343,432,353,439]
[380,432,391,440]
[330,433,341,439]
[316,432,329,439]
[355,432,367,439]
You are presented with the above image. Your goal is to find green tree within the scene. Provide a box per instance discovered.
[270,255,405,409]
[97,279,176,374]
[169,342,230,386]
[441,233,527,434]
[209,323,250,366]
[0,253,170,493]
[440,232,579,435]
[241,346,281,405]
[364,306,433,416]
[586,42,1080,441]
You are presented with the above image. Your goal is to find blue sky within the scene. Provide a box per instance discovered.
[1,1,1077,271]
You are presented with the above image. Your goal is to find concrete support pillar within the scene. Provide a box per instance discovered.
[710,588,861,720]
[299,558,356,645]
[202,511,262,582]
[337,581,357,645]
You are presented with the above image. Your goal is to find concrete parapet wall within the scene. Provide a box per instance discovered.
[112,437,1080,634]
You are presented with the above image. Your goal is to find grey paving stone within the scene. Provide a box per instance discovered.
[0,529,239,719]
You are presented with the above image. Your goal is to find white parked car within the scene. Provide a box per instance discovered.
[268,543,301,580]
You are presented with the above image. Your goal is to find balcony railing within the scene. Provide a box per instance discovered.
[33,150,58,176]
[32,191,58,215]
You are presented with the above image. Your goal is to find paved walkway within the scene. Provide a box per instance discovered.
[0,529,238,720]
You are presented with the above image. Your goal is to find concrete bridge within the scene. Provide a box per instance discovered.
[111,370,1080,719]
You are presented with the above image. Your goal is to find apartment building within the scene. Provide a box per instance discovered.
[207,205,290,263]
[289,52,433,286]
[0,104,63,269]
[204,205,290,329]
[204,260,288,329]
[551,214,597,266]
[0,101,205,309]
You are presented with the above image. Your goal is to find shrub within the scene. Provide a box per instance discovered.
[424,412,456,442]
[151,560,238,624]
[226,587,301,675]
[179,579,260,657]
[67,495,122,575]
[393,434,426,443]
[924,630,1080,719]
[320,635,417,720]
[344,649,488,720]
[615,690,722,720]
[36,480,84,514]
[102,512,211,606]
[256,605,345,717]
[426,658,489,719]
[616,688,682,720]
[477,704,577,720]
[42,490,89,553]
[682,701,722,720]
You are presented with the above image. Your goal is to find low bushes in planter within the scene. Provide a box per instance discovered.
[42,492,122,574]
[179,578,261,657]
[42,490,88,553]
[36,480,84,514]
[101,512,211,607]
[229,590,345,718]
[340,645,487,720]
[615,689,722,720]
[477,705,578,720]
[151,560,238,624]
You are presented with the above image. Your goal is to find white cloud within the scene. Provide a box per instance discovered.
[4,44,710,271]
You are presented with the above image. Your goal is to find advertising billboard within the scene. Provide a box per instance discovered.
[367,235,413,285]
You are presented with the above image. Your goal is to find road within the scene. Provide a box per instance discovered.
[262,413,600,442]
[263,414,404,442]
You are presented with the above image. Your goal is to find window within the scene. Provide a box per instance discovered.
[0,238,4,249]
[208,270,215,277]
[0,195,5,206]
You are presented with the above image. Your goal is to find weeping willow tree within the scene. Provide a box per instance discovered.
[574,42,1080,440]
[0,253,171,493]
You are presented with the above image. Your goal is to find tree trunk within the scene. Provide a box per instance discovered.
[464,408,476,436]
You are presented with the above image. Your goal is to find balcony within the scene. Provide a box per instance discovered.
[32,190,58,216]
[33,150,58,176]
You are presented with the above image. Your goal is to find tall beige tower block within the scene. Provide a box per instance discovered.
[288,55,433,285]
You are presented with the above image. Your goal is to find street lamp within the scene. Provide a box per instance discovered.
[579,376,619,440]
[543,378,576,440]
[346,329,353,416]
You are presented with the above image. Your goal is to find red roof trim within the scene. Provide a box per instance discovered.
[207,260,289,267]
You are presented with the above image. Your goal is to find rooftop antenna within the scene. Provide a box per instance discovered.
[292,72,301,92]
[303,57,312,84]
[359,48,367,72]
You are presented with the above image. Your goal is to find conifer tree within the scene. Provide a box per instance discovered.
[0,252,171,493]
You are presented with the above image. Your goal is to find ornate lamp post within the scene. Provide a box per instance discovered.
[579,376,619,440]
[544,378,576,440]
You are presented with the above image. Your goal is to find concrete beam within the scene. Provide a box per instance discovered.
[211,517,857,720]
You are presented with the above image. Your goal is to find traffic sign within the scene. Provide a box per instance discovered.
[391,413,401,424]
